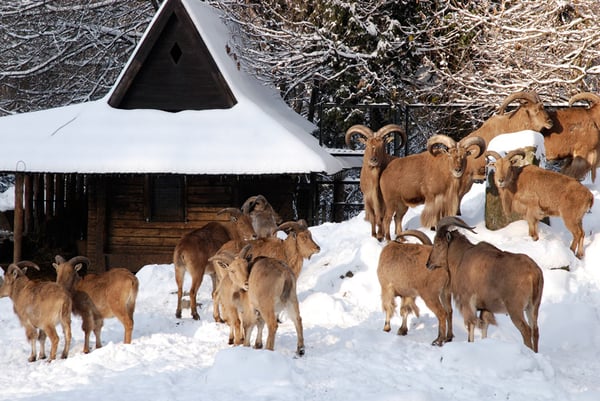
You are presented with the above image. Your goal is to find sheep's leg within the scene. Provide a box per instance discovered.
[81,311,93,353]
[209,272,224,323]
[526,216,539,241]
[61,316,71,360]
[398,296,419,336]
[525,304,540,353]
[43,325,59,361]
[94,318,104,349]
[380,285,395,333]
[442,289,454,342]
[174,264,186,319]
[254,313,265,349]
[263,309,279,351]
[462,306,478,343]
[565,219,585,259]
[393,204,408,239]
[189,271,205,321]
[117,311,134,344]
[25,326,38,362]
[287,296,305,356]
[478,310,496,339]
[507,308,534,352]
[37,329,47,360]
[421,293,448,346]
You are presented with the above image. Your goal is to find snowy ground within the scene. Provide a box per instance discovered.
[1,176,600,401]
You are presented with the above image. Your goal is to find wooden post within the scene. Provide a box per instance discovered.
[13,173,24,263]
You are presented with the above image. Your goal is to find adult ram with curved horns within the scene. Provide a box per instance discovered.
[345,124,406,240]
[379,134,485,239]
[459,91,554,208]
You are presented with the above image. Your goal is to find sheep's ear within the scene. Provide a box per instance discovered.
[52,263,59,271]
[445,232,453,243]
[74,263,83,272]
[245,253,253,262]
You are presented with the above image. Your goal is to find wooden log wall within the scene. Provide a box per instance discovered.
[11,172,87,266]
[86,174,304,273]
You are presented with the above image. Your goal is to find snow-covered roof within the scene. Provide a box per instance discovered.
[0,0,345,175]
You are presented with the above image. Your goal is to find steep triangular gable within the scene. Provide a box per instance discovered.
[108,0,236,112]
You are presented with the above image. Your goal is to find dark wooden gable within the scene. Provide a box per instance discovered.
[108,0,237,112]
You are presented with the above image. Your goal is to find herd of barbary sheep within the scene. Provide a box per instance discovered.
[1,91,599,361]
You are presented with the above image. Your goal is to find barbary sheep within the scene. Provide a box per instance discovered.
[54,255,138,351]
[486,149,593,258]
[215,219,320,279]
[0,261,72,362]
[211,219,319,344]
[345,124,406,240]
[173,207,256,321]
[211,244,305,356]
[377,230,453,346]
[380,134,485,239]
[241,194,282,238]
[426,216,544,352]
[543,92,600,181]
[463,91,553,182]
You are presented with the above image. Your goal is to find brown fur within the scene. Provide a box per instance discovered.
[173,208,256,321]
[241,195,282,238]
[0,262,72,362]
[543,92,600,181]
[487,149,593,258]
[377,230,453,346]
[345,124,406,240]
[211,246,305,356]
[54,255,138,351]
[380,134,484,239]
[211,220,319,344]
[463,91,553,184]
[426,217,544,352]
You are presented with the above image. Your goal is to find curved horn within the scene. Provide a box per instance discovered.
[427,135,457,155]
[55,255,67,264]
[241,196,258,214]
[459,136,486,159]
[239,244,253,260]
[484,150,503,161]
[15,260,40,271]
[435,216,477,234]
[498,91,541,114]
[277,221,304,234]
[345,125,374,149]
[217,207,243,218]
[209,251,236,266]
[506,148,526,163]
[396,230,432,246]
[376,124,406,146]
[68,256,90,268]
[568,92,600,108]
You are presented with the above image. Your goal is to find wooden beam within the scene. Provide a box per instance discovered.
[13,173,24,263]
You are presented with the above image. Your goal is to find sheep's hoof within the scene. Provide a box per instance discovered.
[296,346,305,357]
[191,313,200,321]
[175,311,182,319]
[397,327,408,336]
[431,338,445,347]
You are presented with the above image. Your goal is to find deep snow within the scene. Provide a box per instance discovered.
[1,141,600,400]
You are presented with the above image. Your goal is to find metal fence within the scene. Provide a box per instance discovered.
[312,102,486,224]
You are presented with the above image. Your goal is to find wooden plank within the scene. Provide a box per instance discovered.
[13,173,24,263]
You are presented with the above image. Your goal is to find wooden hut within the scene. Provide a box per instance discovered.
[0,0,344,272]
